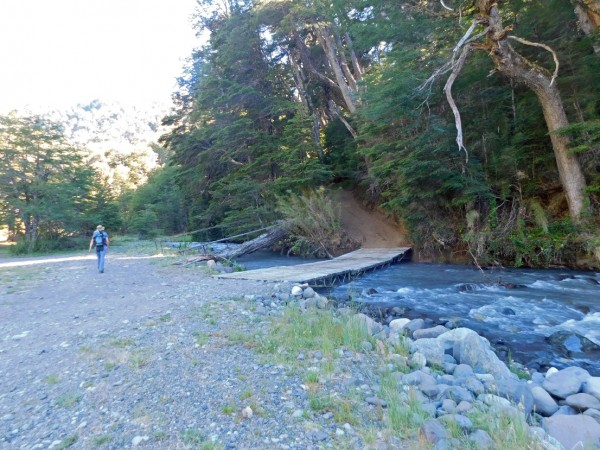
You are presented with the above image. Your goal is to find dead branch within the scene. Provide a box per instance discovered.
[453,20,482,53]
[444,45,471,161]
[329,101,358,138]
[440,0,454,11]
[419,19,482,92]
[508,35,560,85]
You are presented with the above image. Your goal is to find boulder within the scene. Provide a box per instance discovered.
[438,414,473,432]
[453,364,474,378]
[542,366,591,399]
[401,370,436,387]
[389,318,411,334]
[468,429,495,449]
[404,318,426,336]
[439,386,474,403]
[413,325,449,340]
[531,385,559,417]
[455,330,512,379]
[584,408,600,424]
[565,393,600,411]
[420,418,449,444]
[543,414,600,450]
[583,377,600,400]
[547,331,600,354]
[460,376,485,397]
[552,405,579,416]
[302,287,316,298]
[495,377,534,416]
[291,286,303,297]
[410,338,446,366]
[350,313,383,336]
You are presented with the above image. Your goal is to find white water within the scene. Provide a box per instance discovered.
[234,251,600,373]
[328,262,600,374]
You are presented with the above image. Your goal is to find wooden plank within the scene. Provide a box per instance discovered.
[215,247,410,286]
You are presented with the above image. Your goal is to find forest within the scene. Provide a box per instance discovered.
[1,0,599,269]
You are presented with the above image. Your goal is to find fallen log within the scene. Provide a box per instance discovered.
[184,226,289,264]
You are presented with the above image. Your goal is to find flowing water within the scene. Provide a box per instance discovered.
[328,263,600,375]
[238,251,600,375]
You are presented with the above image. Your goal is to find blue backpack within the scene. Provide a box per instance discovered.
[94,231,107,250]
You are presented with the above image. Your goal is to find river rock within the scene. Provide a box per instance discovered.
[440,399,457,414]
[553,405,579,416]
[494,377,534,416]
[468,429,494,449]
[291,286,303,296]
[404,318,426,336]
[420,418,449,443]
[542,366,591,399]
[413,325,449,340]
[410,338,446,366]
[583,377,600,400]
[543,414,600,450]
[439,386,474,403]
[401,370,436,387]
[547,331,600,354]
[460,376,485,396]
[389,318,411,334]
[453,364,474,378]
[584,408,600,424]
[478,394,512,408]
[350,313,383,336]
[438,414,473,431]
[452,329,512,379]
[531,385,559,417]
[565,392,600,411]
[302,287,316,298]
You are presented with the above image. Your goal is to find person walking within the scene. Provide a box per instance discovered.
[89,225,110,273]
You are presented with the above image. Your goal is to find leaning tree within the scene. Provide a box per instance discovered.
[429,0,589,221]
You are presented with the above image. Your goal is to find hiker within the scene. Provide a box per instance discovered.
[89,225,110,273]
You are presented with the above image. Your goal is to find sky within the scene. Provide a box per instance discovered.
[0,0,200,113]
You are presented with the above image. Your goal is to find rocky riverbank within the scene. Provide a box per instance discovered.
[1,249,599,449]
[278,282,600,449]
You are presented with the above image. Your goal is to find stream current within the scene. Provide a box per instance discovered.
[238,251,600,375]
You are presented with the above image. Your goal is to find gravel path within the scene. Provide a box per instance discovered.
[0,247,384,450]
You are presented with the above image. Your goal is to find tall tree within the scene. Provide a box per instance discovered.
[0,113,95,249]
[434,0,589,220]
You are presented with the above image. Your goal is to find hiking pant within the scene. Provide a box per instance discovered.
[96,247,107,272]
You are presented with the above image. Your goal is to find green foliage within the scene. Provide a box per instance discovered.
[0,112,117,252]
[156,0,600,267]
[124,166,185,238]
[277,188,357,257]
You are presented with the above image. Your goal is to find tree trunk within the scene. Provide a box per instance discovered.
[480,2,588,220]
[316,26,357,113]
[572,0,600,53]
[345,33,364,83]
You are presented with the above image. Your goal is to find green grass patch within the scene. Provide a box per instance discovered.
[258,305,371,365]
[221,403,236,415]
[91,435,113,446]
[55,393,81,408]
[54,435,79,449]
[44,374,60,384]
[110,338,135,348]
[194,331,211,346]
[380,372,428,438]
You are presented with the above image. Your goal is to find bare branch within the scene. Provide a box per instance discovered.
[440,0,454,11]
[453,19,482,53]
[419,20,483,92]
[508,35,560,86]
[444,45,471,161]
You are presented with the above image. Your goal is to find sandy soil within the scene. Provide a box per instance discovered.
[334,190,410,248]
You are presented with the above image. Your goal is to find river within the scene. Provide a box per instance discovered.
[238,251,600,375]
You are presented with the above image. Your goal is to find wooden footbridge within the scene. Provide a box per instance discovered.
[216,247,411,287]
